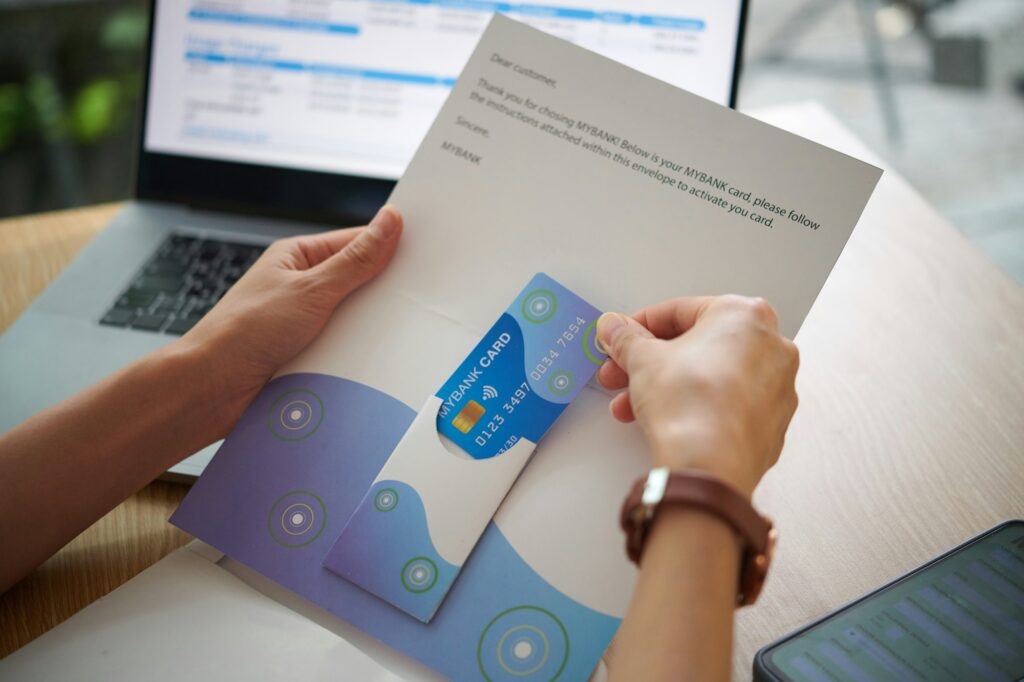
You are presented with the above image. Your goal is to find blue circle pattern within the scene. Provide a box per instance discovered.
[268,389,324,441]
[522,290,557,323]
[499,626,548,675]
[402,557,438,593]
[374,488,398,512]
[479,606,568,681]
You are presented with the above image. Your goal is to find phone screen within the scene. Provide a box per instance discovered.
[761,522,1024,682]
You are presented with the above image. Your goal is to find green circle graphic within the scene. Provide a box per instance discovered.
[497,624,550,676]
[267,389,325,442]
[548,370,574,396]
[477,605,570,682]
[267,490,327,548]
[401,557,438,593]
[581,320,608,365]
[374,488,399,512]
[521,289,558,323]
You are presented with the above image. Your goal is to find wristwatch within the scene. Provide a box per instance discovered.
[620,467,777,606]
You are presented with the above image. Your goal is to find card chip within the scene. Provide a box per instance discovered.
[451,400,485,434]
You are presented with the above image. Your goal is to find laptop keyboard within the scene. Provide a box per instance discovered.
[100,234,265,336]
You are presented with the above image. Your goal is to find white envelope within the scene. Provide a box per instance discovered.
[279,13,881,624]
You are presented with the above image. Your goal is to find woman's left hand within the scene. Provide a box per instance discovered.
[182,205,403,434]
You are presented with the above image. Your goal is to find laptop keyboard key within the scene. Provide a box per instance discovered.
[166,315,201,336]
[120,289,157,309]
[135,275,184,293]
[131,314,169,332]
[100,308,135,327]
[156,296,185,314]
[103,233,265,336]
[145,260,188,277]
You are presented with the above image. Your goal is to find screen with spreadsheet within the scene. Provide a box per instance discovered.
[144,0,744,181]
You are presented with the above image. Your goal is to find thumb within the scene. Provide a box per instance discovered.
[318,205,403,300]
[597,312,655,373]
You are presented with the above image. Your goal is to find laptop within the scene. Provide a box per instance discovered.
[0,0,749,479]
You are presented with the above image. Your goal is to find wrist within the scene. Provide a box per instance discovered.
[647,504,743,565]
[647,422,758,499]
[620,468,777,605]
[156,337,245,444]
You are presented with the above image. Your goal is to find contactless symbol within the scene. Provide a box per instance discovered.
[521,289,558,323]
[268,490,326,548]
[268,389,324,441]
[374,488,399,512]
[548,370,574,396]
[401,557,438,593]
[582,319,609,365]
[481,385,499,401]
[477,606,569,681]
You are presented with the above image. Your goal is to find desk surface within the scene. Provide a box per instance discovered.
[736,104,1024,674]
[0,103,1022,677]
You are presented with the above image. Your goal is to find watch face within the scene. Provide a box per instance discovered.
[641,467,671,506]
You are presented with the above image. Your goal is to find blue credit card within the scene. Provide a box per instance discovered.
[435,273,607,459]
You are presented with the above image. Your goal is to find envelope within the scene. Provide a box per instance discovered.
[172,15,880,681]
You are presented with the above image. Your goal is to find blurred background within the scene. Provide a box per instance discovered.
[0,0,1021,281]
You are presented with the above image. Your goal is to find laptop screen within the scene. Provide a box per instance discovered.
[143,1,745,182]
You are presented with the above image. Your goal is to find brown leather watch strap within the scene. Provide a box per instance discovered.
[620,468,776,606]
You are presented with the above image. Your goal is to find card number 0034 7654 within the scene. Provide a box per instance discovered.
[530,317,588,381]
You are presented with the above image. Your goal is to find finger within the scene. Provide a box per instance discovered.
[291,227,364,268]
[735,296,780,331]
[597,358,629,390]
[711,294,780,331]
[609,391,635,422]
[314,205,403,301]
[597,312,656,373]
[631,297,715,340]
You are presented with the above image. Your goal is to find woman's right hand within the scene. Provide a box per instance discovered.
[596,296,800,498]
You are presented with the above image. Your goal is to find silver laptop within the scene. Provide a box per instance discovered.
[0,0,748,479]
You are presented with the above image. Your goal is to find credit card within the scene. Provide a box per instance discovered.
[435,272,607,459]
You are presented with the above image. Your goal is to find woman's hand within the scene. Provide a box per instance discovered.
[596,296,799,498]
[181,205,403,435]
[601,296,799,681]
[0,206,403,592]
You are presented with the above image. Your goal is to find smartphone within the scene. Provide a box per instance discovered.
[754,520,1024,682]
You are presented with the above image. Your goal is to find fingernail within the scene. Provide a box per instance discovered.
[597,312,626,347]
[369,205,400,240]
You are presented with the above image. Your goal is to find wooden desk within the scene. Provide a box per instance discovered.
[0,104,1021,677]
[734,104,1024,676]
[0,203,191,657]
